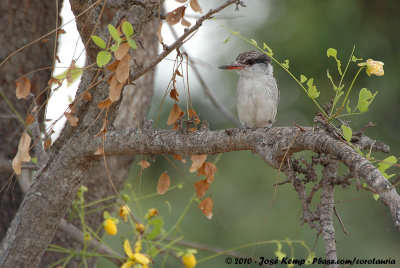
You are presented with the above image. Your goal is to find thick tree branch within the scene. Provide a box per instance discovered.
[77,126,400,228]
[320,161,338,268]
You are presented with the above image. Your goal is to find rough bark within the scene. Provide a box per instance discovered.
[320,162,338,268]
[0,0,61,240]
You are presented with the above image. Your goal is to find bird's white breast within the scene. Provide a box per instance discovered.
[236,65,279,128]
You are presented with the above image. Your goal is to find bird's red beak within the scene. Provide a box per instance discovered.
[218,63,245,70]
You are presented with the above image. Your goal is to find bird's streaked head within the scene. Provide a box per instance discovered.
[219,50,273,77]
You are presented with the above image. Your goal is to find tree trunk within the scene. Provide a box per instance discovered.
[0,0,60,241]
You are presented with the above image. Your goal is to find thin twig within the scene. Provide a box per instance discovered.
[333,206,348,236]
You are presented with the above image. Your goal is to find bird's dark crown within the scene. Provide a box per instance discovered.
[236,50,271,65]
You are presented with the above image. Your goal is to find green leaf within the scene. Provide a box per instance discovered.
[110,43,119,52]
[127,37,137,49]
[250,39,257,46]
[223,37,230,44]
[327,48,342,75]
[147,218,164,240]
[263,42,273,56]
[91,35,106,49]
[326,69,341,91]
[357,88,378,113]
[307,85,320,99]
[282,59,289,69]
[300,75,307,83]
[341,125,352,143]
[122,21,134,37]
[306,78,314,88]
[55,67,83,86]
[373,193,380,201]
[96,51,111,67]
[377,155,397,179]
[103,211,111,219]
[332,91,344,109]
[108,24,120,42]
[306,78,320,99]
[31,157,38,164]
[351,55,363,62]
[327,48,337,58]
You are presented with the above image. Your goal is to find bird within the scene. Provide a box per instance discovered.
[219,50,279,129]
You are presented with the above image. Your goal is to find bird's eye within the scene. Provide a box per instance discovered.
[247,59,254,65]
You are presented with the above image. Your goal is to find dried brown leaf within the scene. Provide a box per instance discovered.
[83,91,92,101]
[26,114,34,126]
[106,60,120,72]
[48,77,61,86]
[94,146,104,155]
[198,161,217,183]
[41,38,49,43]
[138,160,150,170]
[173,154,186,163]
[12,132,31,175]
[114,42,130,60]
[170,88,180,102]
[166,6,186,25]
[64,112,79,127]
[175,69,183,77]
[55,55,61,63]
[194,179,209,198]
[190,0,202,13]
[167,104,184,125]
[181,17,191,27]
[109,75,124,102]
[157,172,170,195]
[189,109,200,124]
[198,196,213,219]
[58,29,66,34]
[157,22,163,44]
[173,155,182,160]
[97,98,112,109]
[116,53,131,84]
[44,138,52,149]
[16,77,31,99]
[189,154,207,173]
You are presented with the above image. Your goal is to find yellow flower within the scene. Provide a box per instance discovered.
[145,208,159,219]
[360,59,384,76]
[103,219,117,236]
[119,205,130,222]
[136,223,145,234]
[182,253,197,268]
[121,239,150,268]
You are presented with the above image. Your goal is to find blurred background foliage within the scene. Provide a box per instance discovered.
[99,0,400,267]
